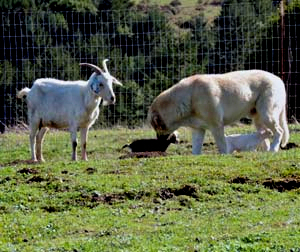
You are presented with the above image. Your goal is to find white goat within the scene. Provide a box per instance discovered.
[226,129,273,153]
[148,70,289,154]
[17,59,122,162]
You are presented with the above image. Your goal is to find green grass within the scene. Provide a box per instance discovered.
[0,125,300,251]
[134,0,223,25]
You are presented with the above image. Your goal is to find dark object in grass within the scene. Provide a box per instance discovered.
[229,176,250,184]
[119,151,167,159]
[280,142,299,150]
[122,131,178,153]
[263,176,300,192]
[18,168,39,174]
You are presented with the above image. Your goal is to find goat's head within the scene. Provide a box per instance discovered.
[259,129,273,139]
[80,59,122,105]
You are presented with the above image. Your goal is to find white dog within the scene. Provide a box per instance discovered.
[148,70,289,154]
[226,129,273,153]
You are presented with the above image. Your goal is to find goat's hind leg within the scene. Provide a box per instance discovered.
[36,127,48,162]
[29,124,39,162]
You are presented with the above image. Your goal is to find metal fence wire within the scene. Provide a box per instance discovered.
[0,2,299,130]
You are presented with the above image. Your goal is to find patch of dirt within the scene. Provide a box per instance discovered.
[281,142,299,150]
[119,151,167,159]
[26,175,46,183]
[158,184,199,200]
[69,184,198,209]
[230,175,300,192]
[85,167,97,174]
[4,159,39,166]
[18,168,39,175]
[0,176,11,184]
[262,176,300,192]
[229,176,250,184]
[104,169,128,175]
[42,205,65,213]
[91,193,126,205]
[71,190,148,208]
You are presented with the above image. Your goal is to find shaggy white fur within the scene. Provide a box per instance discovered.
[148,70,289,154]
[17,59,122,162]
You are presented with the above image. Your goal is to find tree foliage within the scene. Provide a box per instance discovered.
[0,0,299,127]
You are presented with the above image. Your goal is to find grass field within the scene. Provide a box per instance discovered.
[0,124,300,251]
[135,0,223,24]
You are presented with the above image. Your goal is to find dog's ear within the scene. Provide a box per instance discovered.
[150,111,167,132]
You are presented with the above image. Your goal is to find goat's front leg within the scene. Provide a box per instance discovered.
[259,138,270,152]
[192,128,206,155]
[70,129,78,161]
[80,127,88,161]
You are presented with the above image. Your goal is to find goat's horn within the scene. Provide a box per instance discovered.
[80,63,104,74]
[102,59,109,73]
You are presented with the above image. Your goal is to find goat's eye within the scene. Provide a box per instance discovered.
[99,83,104,88]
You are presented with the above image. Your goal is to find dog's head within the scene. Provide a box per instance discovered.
[148,110,168,134]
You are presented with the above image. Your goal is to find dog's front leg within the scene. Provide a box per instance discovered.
[192,128,206,155]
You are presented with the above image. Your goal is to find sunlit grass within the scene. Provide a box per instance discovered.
[0,124,300,251]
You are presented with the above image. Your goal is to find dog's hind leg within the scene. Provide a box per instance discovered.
[210,125,228,154]
[255,102,283,152]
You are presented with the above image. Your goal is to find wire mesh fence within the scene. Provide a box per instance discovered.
[0,2,299,131]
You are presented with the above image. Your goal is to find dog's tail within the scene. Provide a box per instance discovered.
[17,87,31,99]
[280,107,289,148]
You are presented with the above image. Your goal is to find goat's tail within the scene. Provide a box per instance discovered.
[17,87,31,99]
[280,106,289,148]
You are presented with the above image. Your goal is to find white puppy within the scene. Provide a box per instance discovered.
[226,129,273,153]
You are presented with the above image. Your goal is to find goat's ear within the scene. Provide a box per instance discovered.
[112,77,123,86]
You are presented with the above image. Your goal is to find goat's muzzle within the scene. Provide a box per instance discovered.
[108,97,115,105]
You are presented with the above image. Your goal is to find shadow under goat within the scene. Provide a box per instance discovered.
[122,132,179,152]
